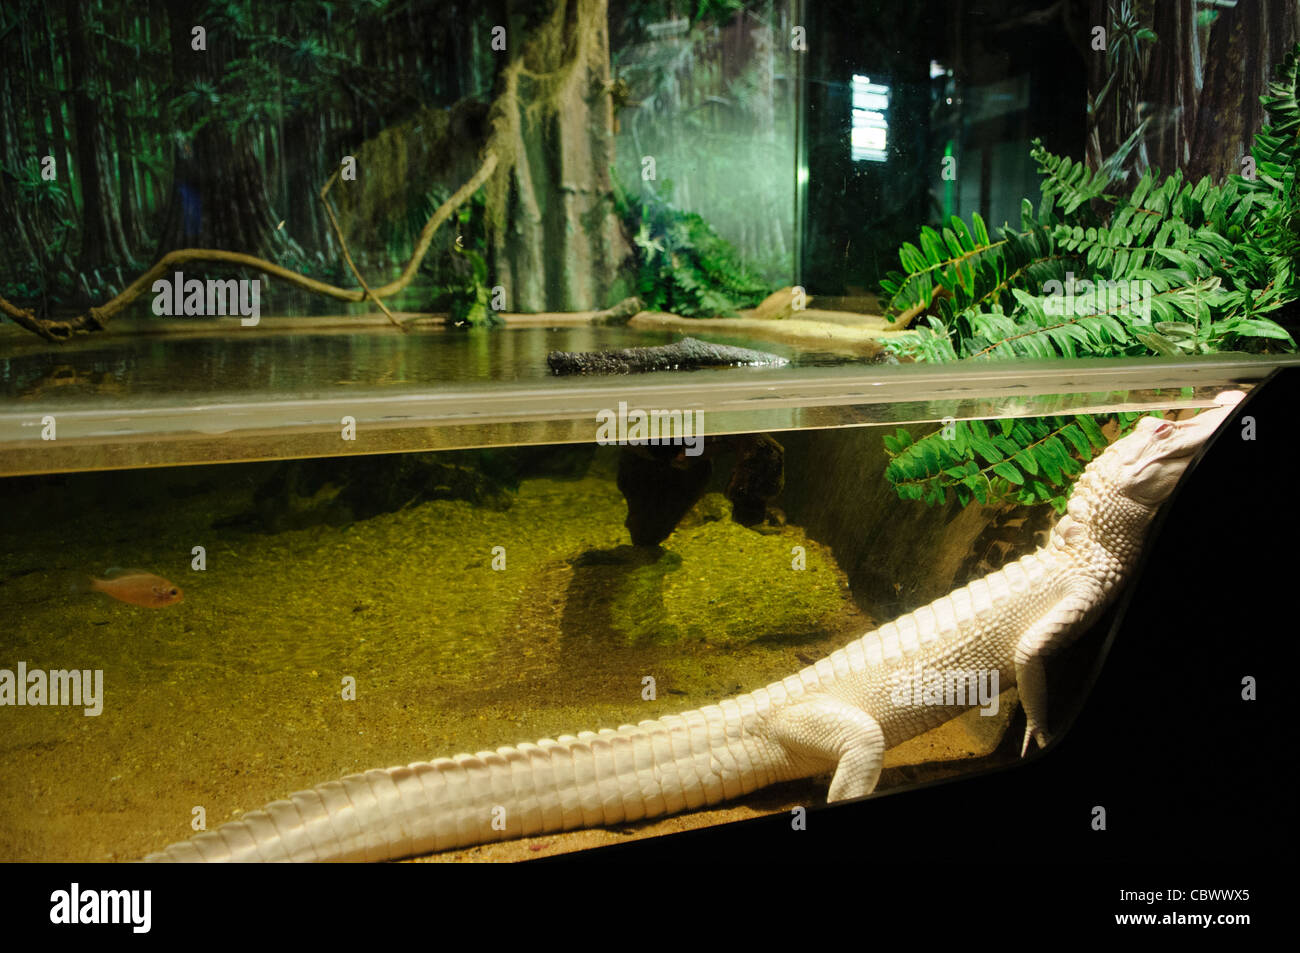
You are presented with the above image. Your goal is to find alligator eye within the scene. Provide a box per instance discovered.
[1154,422,1174,438]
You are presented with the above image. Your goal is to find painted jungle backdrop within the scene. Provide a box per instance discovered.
[1,0,1297,341]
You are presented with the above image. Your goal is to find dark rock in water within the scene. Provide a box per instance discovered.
[617,446,714,547]
[725,434,785,526]
[615,433,786,547]
[547,336,788,375]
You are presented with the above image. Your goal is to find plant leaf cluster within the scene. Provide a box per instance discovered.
[422,189,501,328]
[614,177,772,317]
[884,410,1155,513]
[882,44,1300,364]
[879,44,1300,510]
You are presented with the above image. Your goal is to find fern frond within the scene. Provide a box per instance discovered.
[880,213,1008,320]
[883,45,1300,365]
[884,411,1153,512]
[876,44,1300,515]
[1032,139,1120,214]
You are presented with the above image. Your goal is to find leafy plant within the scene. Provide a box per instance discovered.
[878,43,1300,510]
[884,411,1155,513]
[614,177,772,317]
[445,192,500,328]
[447,246,494,327]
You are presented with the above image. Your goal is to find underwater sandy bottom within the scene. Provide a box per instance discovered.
[0,451,1013,862]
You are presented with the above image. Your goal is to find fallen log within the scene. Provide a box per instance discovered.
[590,295,644,326]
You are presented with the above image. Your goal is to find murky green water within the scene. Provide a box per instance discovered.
[0,441,874,861]
[0,334,1254,860]
[0,324,856,406]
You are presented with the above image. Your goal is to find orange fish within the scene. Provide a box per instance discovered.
[88,570,184,609]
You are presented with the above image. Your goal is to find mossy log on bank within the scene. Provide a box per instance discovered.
[546,336,788,374]
[591,295,644,326]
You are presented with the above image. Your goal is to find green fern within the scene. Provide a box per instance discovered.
[614,175,771,317]
[881,47,1300,513]
[884,411,1155,512]
[1034,148,1121,214]
[881,42,1300,365]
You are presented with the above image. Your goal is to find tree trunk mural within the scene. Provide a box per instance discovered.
[154,0,281,258]
[1087,0,1300,182]
[1187,0,1300,183]
[1143,0,1199,175]
[1,0,640,338]
[483,0,630,312]
[66,0,128,272]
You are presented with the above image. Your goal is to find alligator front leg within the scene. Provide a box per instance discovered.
[1014,577,1106,755]
[766,695,887,802]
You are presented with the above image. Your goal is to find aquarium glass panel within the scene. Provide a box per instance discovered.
[0,0,1296,866]
[0,392,1248,861]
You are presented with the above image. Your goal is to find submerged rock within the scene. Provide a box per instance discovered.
[617,446,713,547]
[615,433,785,546]
[547,336,788,374]
[725,434,785,526]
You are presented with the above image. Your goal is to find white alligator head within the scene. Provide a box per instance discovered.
[1094,390,1244,508]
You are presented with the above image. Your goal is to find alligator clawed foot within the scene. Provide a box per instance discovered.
[1020,724,1051,757]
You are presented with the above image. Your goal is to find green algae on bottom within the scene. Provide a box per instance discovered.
[0,447,868,861]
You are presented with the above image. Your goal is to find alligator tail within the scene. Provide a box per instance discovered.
[144,707,778,862]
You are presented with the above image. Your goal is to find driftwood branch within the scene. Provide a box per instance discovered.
[0,152,499,342]
[590,295,643,326]
[889,284,953,330]
[318,167,401,330]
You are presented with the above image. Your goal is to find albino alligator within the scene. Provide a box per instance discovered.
[145,392,1242,862]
